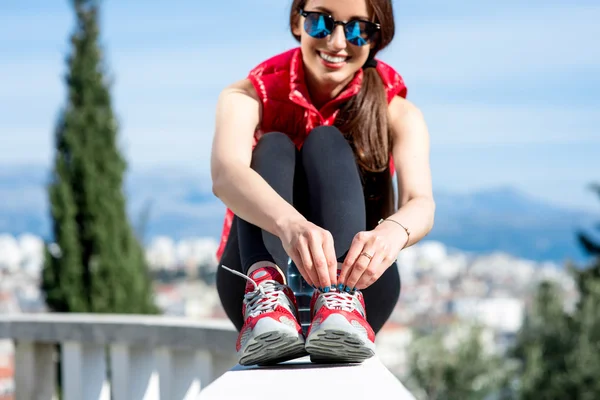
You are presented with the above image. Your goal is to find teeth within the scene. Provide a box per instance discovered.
[319,52,347,63]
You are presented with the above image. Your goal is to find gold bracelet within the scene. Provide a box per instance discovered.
[378,218,411,249]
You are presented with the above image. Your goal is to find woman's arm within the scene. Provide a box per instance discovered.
[337,96,436,290]
[376,95,436,248]
[211,79,339,288]
[211,79,306,237]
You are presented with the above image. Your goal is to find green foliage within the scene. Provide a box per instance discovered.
[512,281,575,399]
[513,183,600,399]
[41,0,158,315]
[513,277,600,399]
[407,324,517,400]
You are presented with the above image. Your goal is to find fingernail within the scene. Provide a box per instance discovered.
[338,284,344,291]
[352,287,356,292]
[344,286,351,292]
[324,286,330,293]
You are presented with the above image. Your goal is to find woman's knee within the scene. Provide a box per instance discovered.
[303,125,350,154]
[254,131,295,154]
[302,126,354,163]
[251,132,296,171]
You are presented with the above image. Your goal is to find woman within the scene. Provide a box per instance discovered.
[211,0,435,366]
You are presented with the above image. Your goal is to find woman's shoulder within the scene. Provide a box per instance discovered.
[387,95,427,141]
[388,96,421,119]
[220,78,260,102]
[375,59,408,102]
[216,78,262,134]
[216,80,262,128]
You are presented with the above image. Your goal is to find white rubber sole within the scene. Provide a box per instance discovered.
[305,314,376,364]
[238,317,307,366]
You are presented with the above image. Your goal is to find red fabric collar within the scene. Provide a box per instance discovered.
[288,48,364,119]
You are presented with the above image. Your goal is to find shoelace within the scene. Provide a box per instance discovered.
[321,290,359,313]
[220,265,287,317]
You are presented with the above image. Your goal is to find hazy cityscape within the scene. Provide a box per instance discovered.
[0,231,578,396]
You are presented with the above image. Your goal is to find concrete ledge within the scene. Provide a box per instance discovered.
[0,313,238,354]
[1,314,416,399]
[198,356,416,399]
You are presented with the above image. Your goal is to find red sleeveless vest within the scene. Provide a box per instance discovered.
[216,47,408,260]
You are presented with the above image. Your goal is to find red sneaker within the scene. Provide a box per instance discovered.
[222,264,307,366]
[305,288,376,363]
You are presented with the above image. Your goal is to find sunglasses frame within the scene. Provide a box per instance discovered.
[298,9,381,46]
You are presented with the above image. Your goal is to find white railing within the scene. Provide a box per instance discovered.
[0,313,239,400]
[0,313,417,400]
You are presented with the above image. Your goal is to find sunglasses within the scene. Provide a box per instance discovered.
[299,9,380,46]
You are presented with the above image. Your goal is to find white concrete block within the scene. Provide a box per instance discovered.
[197,356,415,400]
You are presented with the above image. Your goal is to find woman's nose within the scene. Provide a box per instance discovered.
[328,25,347,51]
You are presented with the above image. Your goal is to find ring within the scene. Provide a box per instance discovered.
[360,252,373,260]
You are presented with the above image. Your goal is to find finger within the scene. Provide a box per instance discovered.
[338,232,367,286]
[322,231,338,288]
[355,251,386,290]
[309,232,331,290]
[345,245,376,291]
[339,232,367,286]
[297,238,319,288]
[289,249,315,288]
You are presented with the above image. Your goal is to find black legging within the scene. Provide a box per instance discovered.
[216,126,401,335]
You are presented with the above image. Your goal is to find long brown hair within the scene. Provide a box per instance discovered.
[290,0,395,173]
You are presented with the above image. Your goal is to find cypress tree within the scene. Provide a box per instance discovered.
[41,0,157,314]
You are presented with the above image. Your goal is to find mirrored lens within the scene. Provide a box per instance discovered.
[304,13,332,39]
[345,20,373,46]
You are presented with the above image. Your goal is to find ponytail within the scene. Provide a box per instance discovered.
[334,64,390,173]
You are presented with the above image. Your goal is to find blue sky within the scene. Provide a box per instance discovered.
[1,0,599,211]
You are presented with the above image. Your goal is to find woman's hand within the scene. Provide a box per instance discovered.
[337,222,408,290]
[278,217,338,290]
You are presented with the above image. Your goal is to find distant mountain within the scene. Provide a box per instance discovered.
[429,186,596,264]
[1,164,597,265]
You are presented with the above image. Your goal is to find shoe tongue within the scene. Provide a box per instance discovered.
[324,290,356,311]
[245,266,285,292]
